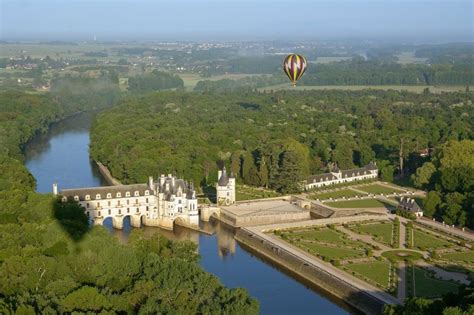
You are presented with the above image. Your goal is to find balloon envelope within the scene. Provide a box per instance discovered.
[283,54,307,86]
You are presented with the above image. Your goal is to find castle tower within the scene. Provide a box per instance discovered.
[216,166,235,206]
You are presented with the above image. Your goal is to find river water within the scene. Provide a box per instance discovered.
[24,112,352,315]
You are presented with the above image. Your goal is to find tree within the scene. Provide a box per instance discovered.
[412,162,436,189]
[273,150,303,193]
[423,191,441,217]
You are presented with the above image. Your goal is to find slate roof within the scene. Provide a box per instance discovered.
[61,184,150,201]
[60,176,196,201]
[306,173,338,183]
[218,167,233,186]
[156,177,195,200]
[399,197,422,212]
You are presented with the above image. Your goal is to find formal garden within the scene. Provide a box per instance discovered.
[349,220,400,248]
[309,188,366,200]
[356,184,406,195]
[406,265,460,298]
[324,198,393,209]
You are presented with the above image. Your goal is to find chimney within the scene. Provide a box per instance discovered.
[160,174,165,186]
[52,183,58,195]
[218,170,222,180]
[171,176,175,187]
[148,176,154,189]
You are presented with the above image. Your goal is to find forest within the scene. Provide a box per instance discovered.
[90,89,473,226]
[0,91,258,313]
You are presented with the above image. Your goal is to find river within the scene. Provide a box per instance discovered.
[24,111,352,315]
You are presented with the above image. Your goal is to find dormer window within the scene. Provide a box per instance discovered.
[134,191,139,196]
[145,190,149,196]
[62,196,67,202]
[107,193,112,199]
[126,192,130,197]
[116,192,121,198]
[85,195,91,200]
[74,195,79,201]
[96,194,101,200]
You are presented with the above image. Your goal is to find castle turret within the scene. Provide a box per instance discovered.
[216,167,235,205]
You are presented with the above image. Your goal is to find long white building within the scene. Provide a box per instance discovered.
[303,162,378,190]
[55,174,198,230]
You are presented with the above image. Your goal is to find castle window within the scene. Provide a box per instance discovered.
[135,199,139,204]
[107,193,112,199]
[125,192,131,197]
[85,195,91,201]
[146,206,149,211]
[117,200,120,206]
[97,202,100,208]
[86,203,89,208]
[146,198,149,203]
[136,208,139,213]
[108,201,111,207]
[134,191,139,197]
[127,208,130,213]
[98,211,101,216]
[116,192,121,198]
[108,209,111,215]
[62,197,67,202]
[74,195,79,201]
[86,212,89,217]
[118,209,121,215]
[96,194,101,200]
[145,190,149,196]
[178,199,181,204]
[127,199,129,205]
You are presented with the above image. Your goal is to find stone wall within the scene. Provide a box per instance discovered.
[236,229,388,315]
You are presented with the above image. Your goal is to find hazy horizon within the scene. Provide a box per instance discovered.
[1,0,473,42]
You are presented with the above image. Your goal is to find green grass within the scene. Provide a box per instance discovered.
[413,229,452,250]
[345,261,391,288]
[287,228,366,248]
[325,199,390,209]
[440,251,474,264]
[352,222,394,246]
[236,185,279,201]
[357,184,404,195]
[382,250,423,263]
[413,267,459,298]
[310,189,365,200]
[299,242,366,260]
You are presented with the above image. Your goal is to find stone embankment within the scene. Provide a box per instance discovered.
[95,161,122,186]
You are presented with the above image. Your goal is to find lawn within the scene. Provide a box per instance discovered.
[298,242,366,260]
[412,267,459,298]
[325,199,390,209]
[357,184,404,195]
[345,261,391,288]
[287,228,366,248]
[352,222,394,246]
[440,251,474,264]
[236,185,279,201]
[382,250,423,263]
[413,229,452,250]
[310,189,365,200]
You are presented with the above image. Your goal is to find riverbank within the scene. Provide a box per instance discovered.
[95,160,122,186]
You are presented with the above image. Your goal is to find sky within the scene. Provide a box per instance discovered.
[1,0,473,42]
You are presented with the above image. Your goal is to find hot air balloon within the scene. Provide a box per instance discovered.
[282,54,307,86]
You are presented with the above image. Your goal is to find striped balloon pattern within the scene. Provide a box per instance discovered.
[282,54,307,86]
